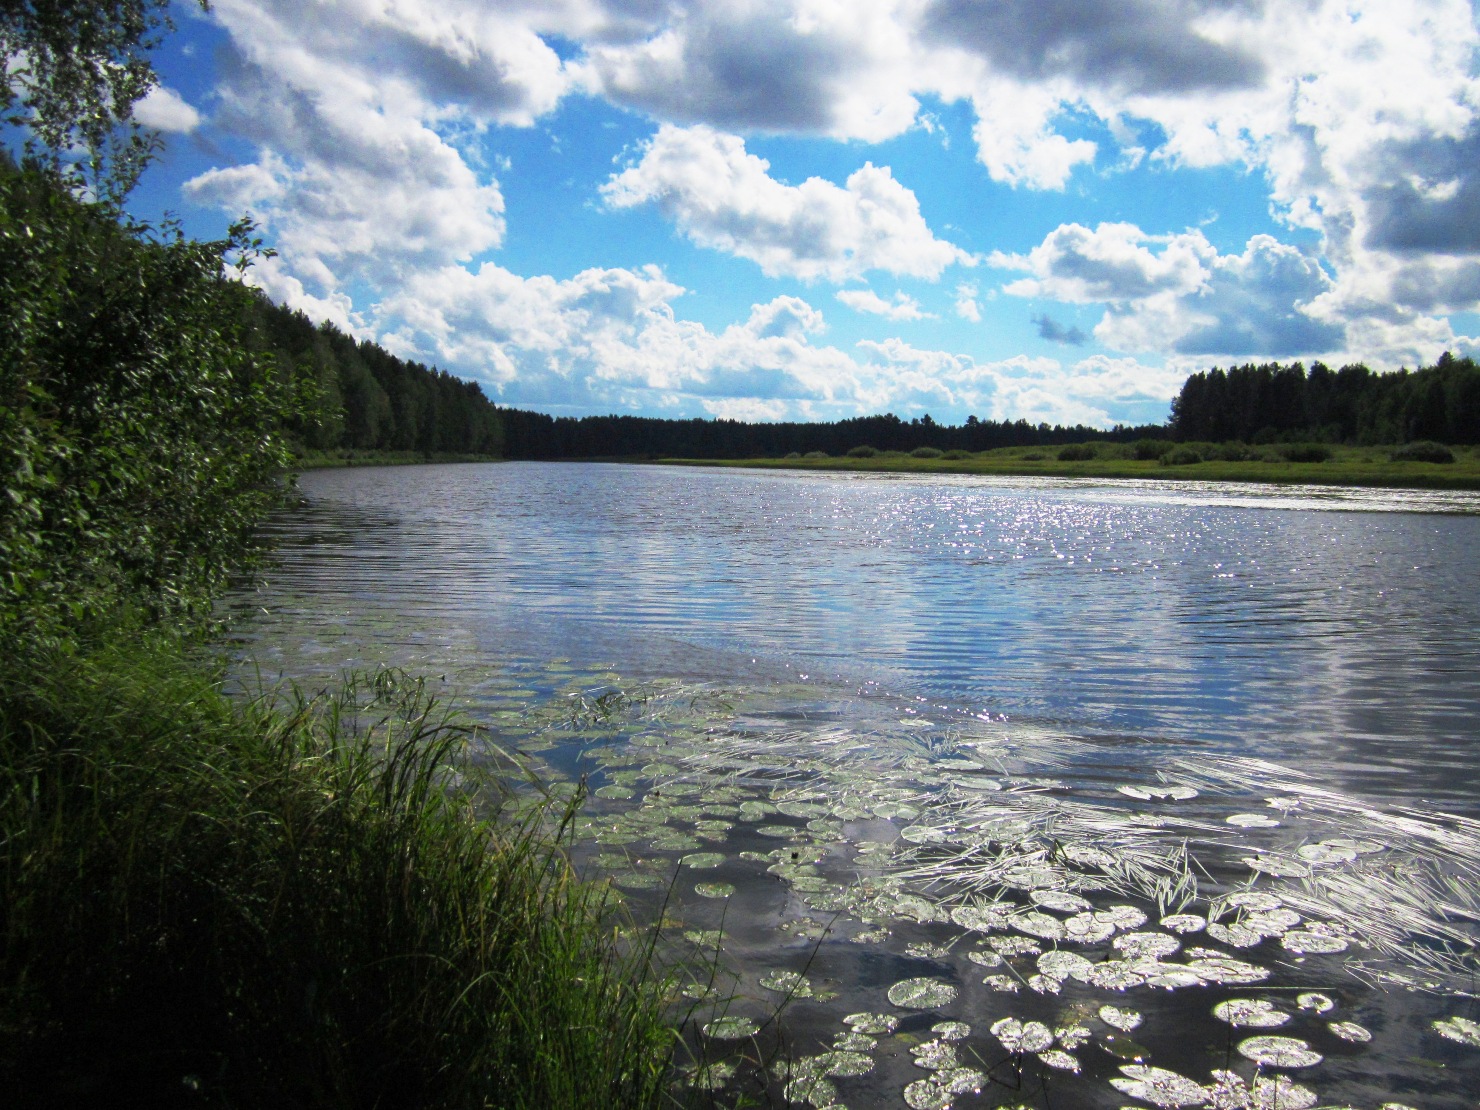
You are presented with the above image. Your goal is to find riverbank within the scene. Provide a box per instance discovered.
[655,442,1480,490]
[0,632,674,1107]
[294,448,504,468]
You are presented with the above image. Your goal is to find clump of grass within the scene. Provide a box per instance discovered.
[1391,441,1455,463]
[0,638,674,1108]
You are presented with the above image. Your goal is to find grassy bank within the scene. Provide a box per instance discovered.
[293,449,504,469]
[0,635,675,1108]
[655,441,1480,491]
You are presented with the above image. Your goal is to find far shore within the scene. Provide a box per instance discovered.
[649,445,1480,491]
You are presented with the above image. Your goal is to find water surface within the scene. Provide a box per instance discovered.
[229,463,1480,1109]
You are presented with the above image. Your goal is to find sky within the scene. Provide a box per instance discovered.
[124,0,1480,427]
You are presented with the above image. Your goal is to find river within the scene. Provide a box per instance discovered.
[228,462,1480,1110]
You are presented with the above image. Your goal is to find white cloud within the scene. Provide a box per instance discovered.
[996,222,1346,360]
[134,85,201,132]
[601,124,972,282]
[954,282,982,322]
[836,288,932,320]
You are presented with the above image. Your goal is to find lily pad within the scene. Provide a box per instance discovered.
[1099,1005,1143,1031]
[1329,1020,1371,1043]
[844,1010,900,1034]
[1434,1015,1480,1046]
[703,1016,759,1040]
[1161,913,1206,934]
[1213,998,1291,1028]
[1281,930,1349,954]
[1237,1035,1323,1067]
[990,1017,1054,1053]
[694,881,735,898]
[1110,1064,1209,1108]
[1296,992,1335,1013]
[1226,812,1281,828]
[680,851,725,869]
[932,1020,971,1041]
[888,977,958,1009]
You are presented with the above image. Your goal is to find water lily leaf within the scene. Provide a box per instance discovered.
[680,851,724,869]
[1212,999,1290,1028]
[990,1017,1054,1053]
[1226,812,1280,828]
[988,935,1041,956]
[900,824,952,844]
[612,872,665,889]
[783,1074,836,1107]
[932,1021,971,1041]
[1039,950,1093,980]
[1110,1064,1209,1108]
[911,1039,959,1071]
[1243,854,1309,878]
[1012,910,1066,940]
[888,977,958,1009]
[1244,908,1301,937]
[1064,912,1117,943]
[1237,1035,1323,1067]
[1145,967,1204,989]
[1296,992,1335,1013]
[686,1060,736,1091]
[966,949,1002,968]
[1114,931,1182,958]
[1086,961,1144,991]
[1434,1015,1480,1046]
[1099,1005,1143,1031]
[937,1066,985,1095]
[906,941,952,959]
[1281,930,1349,954]
[1101,905,1149,929]
[759,970,816,997]
[694,881,734,898]
[1031,890,1092,913]
[1297,840,1360,865]
[951,903,1013,932]
[981,973,1020,992]
[903,1078,954,1110]
[1101,1033,1149,1062]
[1038,1048,1081,1072]
[1160,913,1206,934]
[844,1010,900,1035]
[1027,973,1063,994]
[703,1016,758,1040]
[1206,921,1263,948]
[1209,1069,1317,1110]
[1329,1020,1371,1043]
[1184,954,1270,985]
[756,824,800,838]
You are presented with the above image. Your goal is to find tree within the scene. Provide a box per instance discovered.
[1,0,196,200]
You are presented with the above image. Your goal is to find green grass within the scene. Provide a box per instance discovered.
[653,442,1480,490]
[0,636,675,1109]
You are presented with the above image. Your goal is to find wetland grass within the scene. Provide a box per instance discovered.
[654,442,1480,490]
[0,638,675,1109]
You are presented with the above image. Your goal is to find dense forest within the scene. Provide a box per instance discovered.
[249,297,504,457]
[1169,356,1480,445]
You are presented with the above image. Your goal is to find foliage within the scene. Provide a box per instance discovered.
[1170,353,1480,445]
[0,639,675,1108]
[1278,443,1332,463]
[846,444,878,457]
[248,296,503,458]
[0,160,293,641]
[1057,443,1097,461]
[1390,440,1456,463]
[909,445,943,458]
[1134,438,1174,460]
[1163,446,1206,465]
[0,0,194,201]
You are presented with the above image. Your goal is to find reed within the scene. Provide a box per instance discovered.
[0,636,676,1108]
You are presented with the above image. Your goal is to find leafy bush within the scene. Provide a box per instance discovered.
[910,446,943,458]
[1057,443,1097,461]
[1133,439,1174,460]
[1279,443,1332,463]
[802,450,828,459]
[846,445,878,457]
[0,163,295,640]
[1390,440,1455,463]
[1163,446,1205,465]
[783,451,801,459]
[1212,441,1253,461]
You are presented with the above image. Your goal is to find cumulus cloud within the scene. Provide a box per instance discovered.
[954,282,982,322]
[134,85,201,132]
[602,124,972,282]
[836,289,932,320]
[1034,315,1087,346]
[998,223,1346,359]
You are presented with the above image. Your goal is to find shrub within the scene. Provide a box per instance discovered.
[1212,441,1253,461]
[846,445,878,457]
[942,449,971,460]
[1163,446,1205,465]
[910,446,943,458]
[783,451,801,459]
[1390,440,1455,463]
[1279,443,1332,463]
[1056,443,1097,461]
[1133,439,1174,460]
[802,450,828,459]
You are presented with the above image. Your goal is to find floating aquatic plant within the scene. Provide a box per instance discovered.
[888,977,958,1009]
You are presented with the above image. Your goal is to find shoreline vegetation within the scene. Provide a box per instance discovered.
[648,441,1480,491]
[0,152,676,1106]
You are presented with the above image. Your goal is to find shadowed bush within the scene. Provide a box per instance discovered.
[1056,443,1097,461]
[1390,441,1455,463]
[0,639,675,1109]
[802,450,828,459]
[1279,443,1332,463]
[909,446,943,458]
[1163,446,1206,465]
[845,445,878,457]
[1134,439,1174,460]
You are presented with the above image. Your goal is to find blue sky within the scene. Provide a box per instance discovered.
[125,0,1480,426]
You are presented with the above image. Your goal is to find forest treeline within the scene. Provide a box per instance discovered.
[1169,356,1480,445]
[265,297,1478,461]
